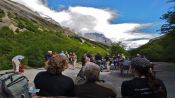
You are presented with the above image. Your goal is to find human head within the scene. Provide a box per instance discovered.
[45,54,68,74]
[131,57,151,76]
[83,62,100,82]
[85,53,92,62]
[136,53,141,57]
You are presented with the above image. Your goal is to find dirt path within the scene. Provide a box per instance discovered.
[1,62,175,98]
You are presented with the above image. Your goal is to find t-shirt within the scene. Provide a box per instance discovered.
[121,77,167,98]
[34,71,75,97]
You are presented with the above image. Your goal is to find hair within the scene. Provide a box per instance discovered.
[131,57,167,98]
[83,62,100,82]
[45,54,68,75]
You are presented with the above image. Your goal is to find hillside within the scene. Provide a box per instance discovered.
[0,0,108,70]
[129,31,175,62]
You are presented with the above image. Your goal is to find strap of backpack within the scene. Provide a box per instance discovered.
[7,76,27,87]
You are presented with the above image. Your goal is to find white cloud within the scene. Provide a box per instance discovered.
[12,0,159,49]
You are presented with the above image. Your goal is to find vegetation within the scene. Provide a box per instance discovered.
[110,43,128,57]
[0,12,108,70]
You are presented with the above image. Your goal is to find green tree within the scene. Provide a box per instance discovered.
[110,43,128,56]
[161,0,175,33]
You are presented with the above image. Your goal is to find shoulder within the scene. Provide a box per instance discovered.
[96,81,113,89]
[62,75,74,83]
[121,78,137,89]
[96,81,117,94]
[34,71,48,79]
[122,79,133,86]
[35,71,47,77]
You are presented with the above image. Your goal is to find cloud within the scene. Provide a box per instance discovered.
[12,0,159,49]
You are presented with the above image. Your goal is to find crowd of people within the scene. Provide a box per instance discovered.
[81,52,131,74]
[11,51,167,98]
[32,51,167,98]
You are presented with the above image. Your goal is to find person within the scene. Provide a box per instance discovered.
[44,51,53,61]
[81,52,93,67]
[12,57,23,72]
[59,51,66,56]
[77,53,92,79]
[120,58,131,75]
[86,52,94,62]
[104,53,110,72]
[121,57,167,98]
[75,62,117,98]
[95,53,103,71]
[81,53,87,67]
[72,52,77,70]
[34,54,75,97]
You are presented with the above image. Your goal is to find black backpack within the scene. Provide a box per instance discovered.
[0,72,31,98]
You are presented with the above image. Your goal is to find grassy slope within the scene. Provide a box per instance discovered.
[129,31,175,62]
[0,10,108,70]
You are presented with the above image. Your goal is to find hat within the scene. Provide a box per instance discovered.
[131,57,150,68]
[48,51,52,53]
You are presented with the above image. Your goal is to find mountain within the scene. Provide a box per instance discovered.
[83,33,112,45]
[0,0,108,70]
[129,31,175,62]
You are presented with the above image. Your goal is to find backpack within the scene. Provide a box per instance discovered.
[19,64,24,73]
[0,72,31,98]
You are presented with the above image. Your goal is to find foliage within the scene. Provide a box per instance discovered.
[161,0,175,33]
[110,43,128,57]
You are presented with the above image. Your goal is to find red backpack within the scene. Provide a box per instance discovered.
[19,63,24,73]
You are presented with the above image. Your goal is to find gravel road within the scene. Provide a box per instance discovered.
[1,62,175,98]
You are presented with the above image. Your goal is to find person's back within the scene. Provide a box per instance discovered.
[34,54,75,97]
[121,57,167,98]
[122,77,166,98]
[75,62,117,98]
[34,71,74,97]
[95,53,102,61]
[122,77,154,98]
[75,81,116,98]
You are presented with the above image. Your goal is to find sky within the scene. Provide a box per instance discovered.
[12,0,172,49]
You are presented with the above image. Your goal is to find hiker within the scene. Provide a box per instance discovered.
[121,57,167,98]
[75,62,117,98]
[12,55,24,72]
[81,52,93,67]
[72,52,77,69]
[65,51,69,59]
[59,51,66,56]
[44,51,53,61]
[112,55,117,69]
[104,53,110,72]
[34,54,75,97]
[81,53,87,67]
[120,58,131,75]
[78,53,92,79]
[95,53,103,70]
